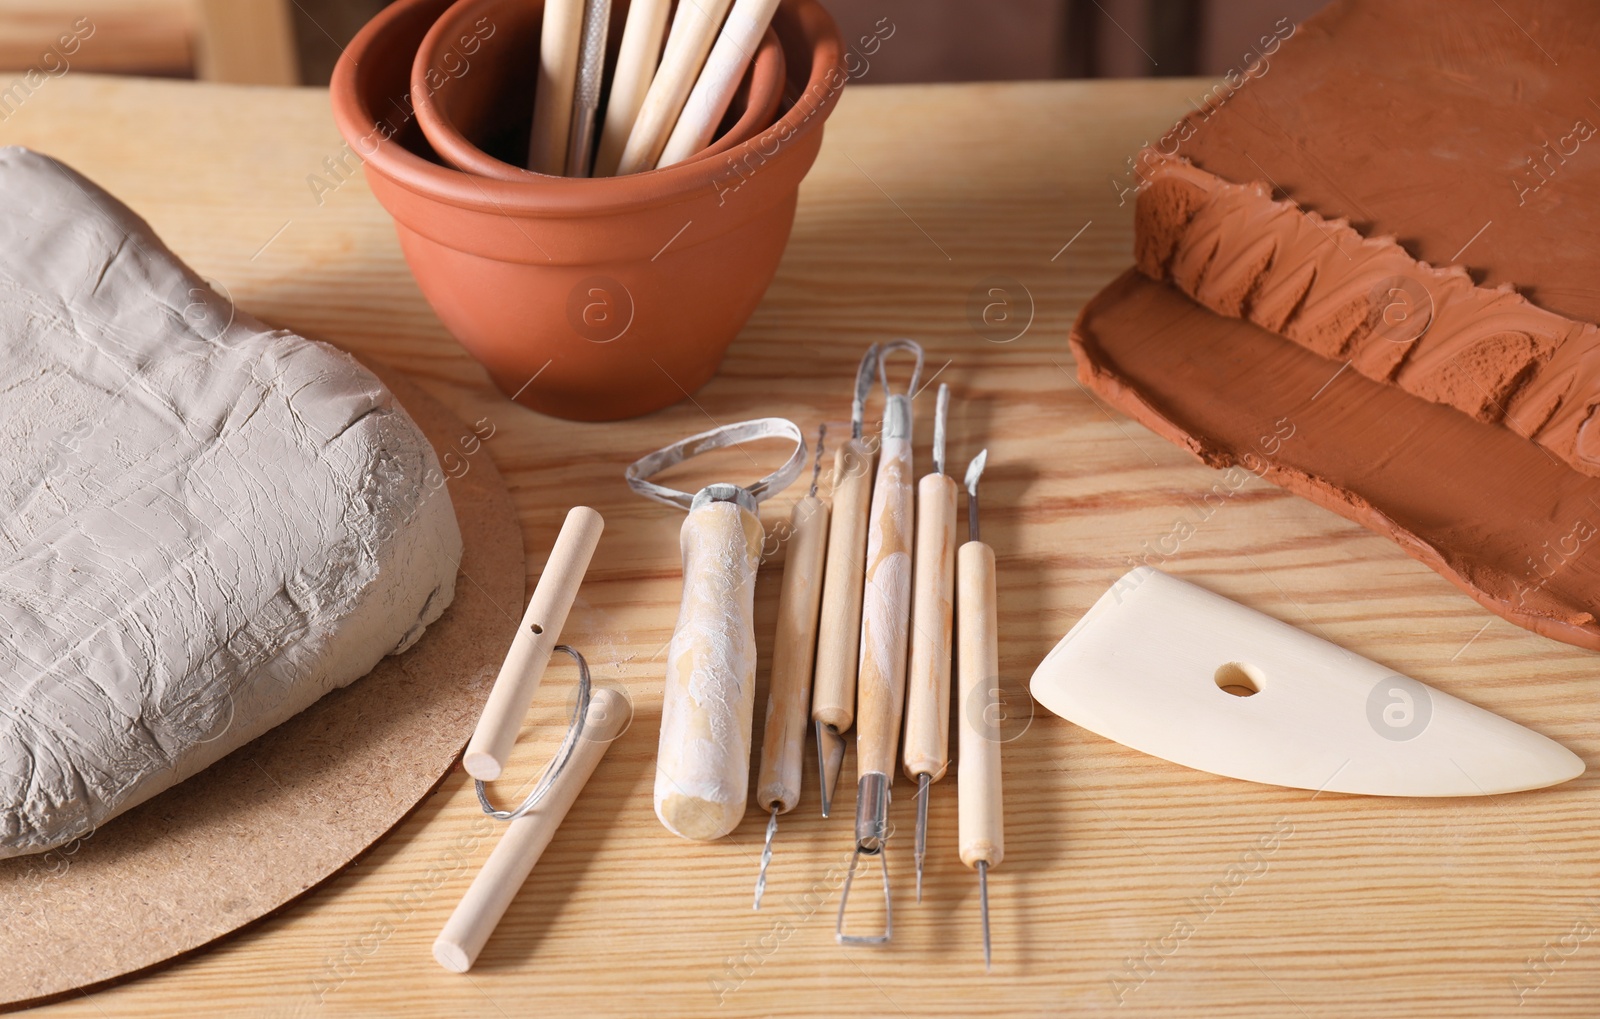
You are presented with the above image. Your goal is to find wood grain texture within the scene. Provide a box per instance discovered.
[6,74,1600,1019]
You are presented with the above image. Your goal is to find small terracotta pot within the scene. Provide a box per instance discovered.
[414,0,786,183]
[330,0,845,421]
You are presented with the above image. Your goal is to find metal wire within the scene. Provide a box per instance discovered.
[875,338,925,400]
[475,644,593,821]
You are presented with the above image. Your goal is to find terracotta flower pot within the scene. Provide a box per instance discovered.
[330,0,845,421]
[414,0,786,183]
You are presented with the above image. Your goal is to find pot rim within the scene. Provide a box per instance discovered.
[412,0,788,185]
[331,0,845,219]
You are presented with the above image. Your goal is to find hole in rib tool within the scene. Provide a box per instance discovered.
[837,339,923,946]
[958,450,1004,971]
[464,506,605,782]
[754,427,830,909]
[810,344,882,817]
[436,649,631,973]
[627,418,807,840]
[902,384,955,903]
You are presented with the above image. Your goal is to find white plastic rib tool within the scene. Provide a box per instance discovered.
[1029,567,1584,796]
[837,338,923,946]
[627,419,808,841]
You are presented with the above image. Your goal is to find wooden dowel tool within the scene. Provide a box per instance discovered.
[901,384,955,903]
[656,0,781,168]
[627,419,807,841]
[564,0,613,176]
[837,339,923,946]
[957,449,1004,971]
[435,686,629,973]
[753,429,830,908]
[810,344,881,817]
[594,0,671,176]
[614,0,733,175]
[464,507,604,781]
[528,0,586,174]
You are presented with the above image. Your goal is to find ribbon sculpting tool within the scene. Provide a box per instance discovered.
[901,384,955,902]
[753,428,830,909]
[437,648,628,972]
[627,419,807,841]
[837,339,923,945]
[810,344,881,817]
[957,449,1004,970]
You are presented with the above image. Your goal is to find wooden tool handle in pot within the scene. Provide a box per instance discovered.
[654,497,765,840]
[756,494,830,813]
[957,540,1004,869]
[811,437,876,733]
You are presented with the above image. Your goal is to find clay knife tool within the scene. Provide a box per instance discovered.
[837,338,923,946]
[753,428,830,909]
[810,344,881,817]
[901,383,955,903]
[564,0,612,176]
[464,506,604,781]
[957,449,1003,970]
[626,418,806,840]
[1029,566,1586,796]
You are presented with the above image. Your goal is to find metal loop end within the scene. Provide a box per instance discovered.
[474,644,593,821]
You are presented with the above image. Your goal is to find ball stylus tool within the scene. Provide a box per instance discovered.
[836,339,923,946]
[810,344,881,817]
[753,428,829,909]
[901,383,955,903]
[627,418,806,841]
[957,449,1003,970]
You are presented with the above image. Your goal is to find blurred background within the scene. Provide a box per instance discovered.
[0,0,1331,87]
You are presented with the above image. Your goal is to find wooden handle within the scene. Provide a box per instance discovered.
[527,0,586,174]
[811,438,876,733]
[957,540,1003,869]
[654,498,764,840]
[656,0,781,168]
[594,0,671,176]
[902,472,957,782]
[614,0,732,175]
[755,494,829,813]
[434,687,629,973]
[855,433,914,779]
[464,506,605,781]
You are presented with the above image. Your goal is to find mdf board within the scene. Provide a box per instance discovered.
[1,75,1596,1018]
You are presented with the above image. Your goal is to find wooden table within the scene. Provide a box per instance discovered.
[12,74,1599,1019]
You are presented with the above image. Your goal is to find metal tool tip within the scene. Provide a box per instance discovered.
[835,847,893,945]
[978,860,992,970]
[754,807,778,910]
[932,384,950,477]
[964,448,988,495]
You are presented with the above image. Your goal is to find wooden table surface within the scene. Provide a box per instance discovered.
[10,74,1600,1019]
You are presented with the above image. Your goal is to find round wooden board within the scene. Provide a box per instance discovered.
[0,360,525,1010]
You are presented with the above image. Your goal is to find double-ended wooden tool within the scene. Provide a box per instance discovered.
[811,344,882,817]
[627,419,807,841]
[837,338,924,946]
[753,428,829,909]
[902,383,955,903]
[464,506,605,781]
[436,649,630,972]
[957,449,1004,970]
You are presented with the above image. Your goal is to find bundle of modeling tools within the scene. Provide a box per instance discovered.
[530,0,783,177]
[624,342,1010,967]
